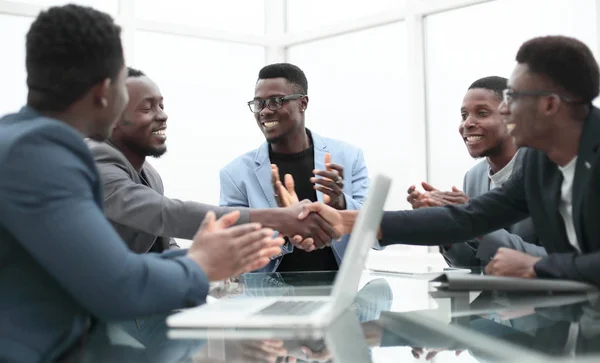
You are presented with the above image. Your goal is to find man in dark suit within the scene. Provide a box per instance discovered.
[407,76,546,271]
[299,35,600,286]
[87,67,336,255]
[0,5,288,362]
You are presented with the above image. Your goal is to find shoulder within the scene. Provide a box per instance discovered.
[465,159,488,179]
[0,114,97,193]
[221,147,261,176]
[0,114,92,166]
[316,133,363,155]
[86,139,129,166]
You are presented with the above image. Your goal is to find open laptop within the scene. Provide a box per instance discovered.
[166,174,391,329]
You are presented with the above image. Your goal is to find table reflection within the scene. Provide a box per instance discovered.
[57,270,600,363]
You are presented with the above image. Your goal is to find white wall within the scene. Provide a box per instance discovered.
[1,0,599,258]
[131,30,266,205]
[0,14,31,116]
[287,22,413,212]
[424,0,598,190]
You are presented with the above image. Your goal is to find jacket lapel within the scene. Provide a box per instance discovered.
[254,142,277,208]
[478,164,490,195]
[540,154,565,243]
[312,132,328,203]
[572,107,600,251]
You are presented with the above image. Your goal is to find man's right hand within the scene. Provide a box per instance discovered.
[271,165,338,252]
[187,211,285,281]
[298,202,345,237]
[275,201,340,251]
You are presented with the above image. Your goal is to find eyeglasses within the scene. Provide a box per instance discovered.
[502,89,574,105]
[247,93,305,113]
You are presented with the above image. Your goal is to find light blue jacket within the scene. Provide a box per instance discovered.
[219,130,369,271]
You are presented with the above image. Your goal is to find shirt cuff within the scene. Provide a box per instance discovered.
[237,208,251,225]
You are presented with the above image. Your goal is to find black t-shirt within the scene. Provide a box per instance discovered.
[269,133,339,272]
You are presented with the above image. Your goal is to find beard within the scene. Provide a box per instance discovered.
[122,138,167,158]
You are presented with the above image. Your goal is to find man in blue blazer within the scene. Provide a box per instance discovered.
[0,5,284,362]
[220,63,369,272]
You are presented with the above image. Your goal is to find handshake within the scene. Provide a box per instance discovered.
[186,158,351,282]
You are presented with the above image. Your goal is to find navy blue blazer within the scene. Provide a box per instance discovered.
[0,107,209,362]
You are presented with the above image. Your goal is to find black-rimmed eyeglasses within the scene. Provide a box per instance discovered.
[247,93,305,113]
[502,89,574,105]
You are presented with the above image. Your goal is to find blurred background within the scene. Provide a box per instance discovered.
[1,0,597,260]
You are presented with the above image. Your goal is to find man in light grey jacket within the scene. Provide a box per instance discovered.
[407,76,546,271]
[87,67,338,254]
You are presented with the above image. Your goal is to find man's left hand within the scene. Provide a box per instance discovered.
[423,186,469,206]
[485,248,542,278]
[311,153,346,210]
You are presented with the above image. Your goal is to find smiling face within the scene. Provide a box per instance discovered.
[459,88,509,158]
[499,63,554,149]
[253,77,308,144]
[113,75,168,157]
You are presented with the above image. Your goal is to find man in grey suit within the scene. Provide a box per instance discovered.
[0,6,287,362]
[407,76,546,271]
[87,67,337,255]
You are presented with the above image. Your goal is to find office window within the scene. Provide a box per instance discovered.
[134,0,265,35]
[0,14,32,116]
[288,22,414,213]
[424,0,597,190]
[132,31,266,207]
[286,0,405,33]
[15,0,118,15]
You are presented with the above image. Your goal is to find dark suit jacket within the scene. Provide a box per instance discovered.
[86,140,248,254]
[441,150,546,270]
[380,106,600,285]
[0,107,210,362]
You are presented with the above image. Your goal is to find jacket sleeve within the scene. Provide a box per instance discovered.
[535,252,600,286]
[0,131,210,320]
[379,163,530,246]
[474,229,547,263]
[96,161,248,240]
[439,171,481,267]
[219,167,251,207]
[441,169,546,267]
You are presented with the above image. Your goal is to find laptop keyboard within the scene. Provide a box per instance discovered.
[254,301,327,316]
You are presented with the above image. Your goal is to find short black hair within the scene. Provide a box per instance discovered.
[468,76,508,101]
[516,36,600,103]
[26,4,124,112]
[257,63,308,94]
[127,67,145,78]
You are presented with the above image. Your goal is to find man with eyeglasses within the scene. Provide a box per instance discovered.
[406,76,546,272]
[297,35,600,287]
[219,63,370,273]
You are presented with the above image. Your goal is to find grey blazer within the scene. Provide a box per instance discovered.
[87,140,249,253]
[441,150,547,269]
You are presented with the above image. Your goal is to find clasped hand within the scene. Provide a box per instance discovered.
[406,181,469,209]
[271,154,346,252]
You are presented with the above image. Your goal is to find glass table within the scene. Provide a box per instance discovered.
[58,269,600,362]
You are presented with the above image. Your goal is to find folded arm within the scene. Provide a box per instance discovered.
[0,132,210,320]
[535,248,600,286]
[475,229,547,262]
[98,164,248,240]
